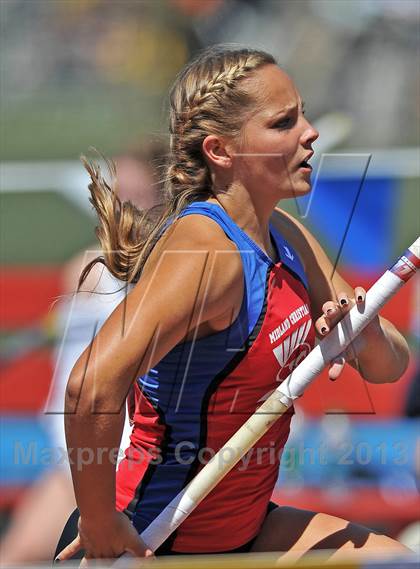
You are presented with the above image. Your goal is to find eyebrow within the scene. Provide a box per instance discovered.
[271,99,305,118]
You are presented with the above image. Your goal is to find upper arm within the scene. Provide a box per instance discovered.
[67,215,243,408]
[270,207,356,318]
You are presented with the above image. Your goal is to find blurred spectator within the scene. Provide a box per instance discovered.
[0,142,166,564]
[1,0,418,160]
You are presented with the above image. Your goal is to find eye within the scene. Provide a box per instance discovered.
[273,117,292,130]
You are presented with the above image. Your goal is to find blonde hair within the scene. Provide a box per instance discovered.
[80,45,276,286]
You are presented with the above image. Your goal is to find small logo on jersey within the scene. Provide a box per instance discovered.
[283,246,294,261]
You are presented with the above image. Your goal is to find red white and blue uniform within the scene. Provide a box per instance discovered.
[115,202,315,553]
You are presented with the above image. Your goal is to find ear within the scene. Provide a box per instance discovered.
[202,135,232,169]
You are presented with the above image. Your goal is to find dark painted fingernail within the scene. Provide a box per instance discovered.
[340,298,348,306]
[321,326,328,334]
[357,295,363,302]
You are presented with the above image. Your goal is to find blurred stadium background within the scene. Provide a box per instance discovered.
[0,0,419,562]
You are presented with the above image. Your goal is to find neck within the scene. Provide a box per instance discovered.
[208,182,278,258]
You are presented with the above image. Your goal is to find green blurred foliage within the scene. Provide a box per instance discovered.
[0,0,188,160]
[0,191,95,264]
[0,89,166,161]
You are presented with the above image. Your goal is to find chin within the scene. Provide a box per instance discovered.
[282,181,312,200]
[300,181,313,195]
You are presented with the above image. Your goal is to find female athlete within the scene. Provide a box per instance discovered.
[56,46,410,563]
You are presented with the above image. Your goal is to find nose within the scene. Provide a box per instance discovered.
[301,117,319,147]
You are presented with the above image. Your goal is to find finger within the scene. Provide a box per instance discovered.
[321,300,338,320]
[315,315,329,336]
[354,286,366,304]
[337,292,350,310]
[329,355,346,381]
[55,535,82,562]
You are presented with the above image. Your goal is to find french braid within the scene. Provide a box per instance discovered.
[80,45,276,285]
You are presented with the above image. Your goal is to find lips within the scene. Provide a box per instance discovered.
[299,160,312,169]
[299,160,312,171]
[298,151,314,171]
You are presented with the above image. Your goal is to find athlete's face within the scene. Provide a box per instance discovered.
[232,64,319,200]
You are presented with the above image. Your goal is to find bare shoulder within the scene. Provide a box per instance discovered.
[143,212,243,303]
[81,213,244,380]
[123,211,244,342]
[155,212,240,253]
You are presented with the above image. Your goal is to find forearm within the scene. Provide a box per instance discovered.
[65,374,125,519]
[351,317,410,383]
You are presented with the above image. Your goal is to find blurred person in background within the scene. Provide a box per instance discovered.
[0,143,166,564]
[56,46,410,563]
